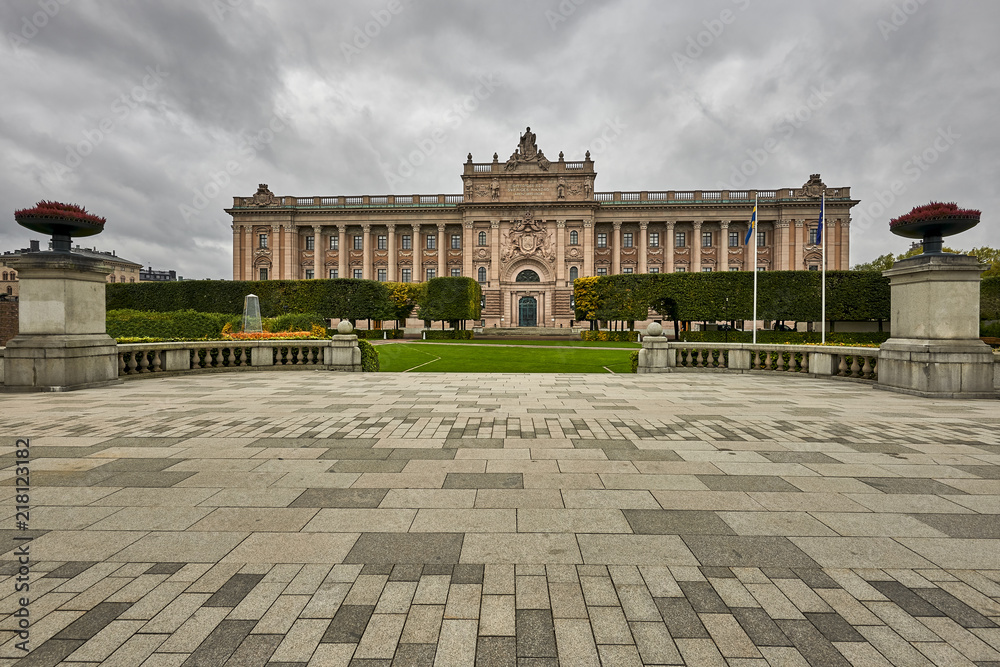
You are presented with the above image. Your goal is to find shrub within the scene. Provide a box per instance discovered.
[580,330,640,342]
[676,331,890,346]
[263,312,327,333]
[418,277,481,326]
[356,329,403,340]
[629,351,639,373]
[422,330,474,340]
[359,339,379,372]
[107,309,240,340]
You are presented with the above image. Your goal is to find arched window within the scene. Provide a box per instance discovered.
[6,287,11,295]
[478,266,486,283]
[2,272,6,280]
[109,275,115,283]
[478,231,487,246]
[515,269,540,282]
[569,230,579,245]
[569,267,578,281]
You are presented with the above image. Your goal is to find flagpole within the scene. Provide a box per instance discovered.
[752,194,758,345]
[820,190,826,345]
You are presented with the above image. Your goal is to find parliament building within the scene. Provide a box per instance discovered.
[227,129,857,327]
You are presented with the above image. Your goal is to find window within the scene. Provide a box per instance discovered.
[729,231,740,247]
[2,272,6,280]
[808,229,819,245]
[401,268,411,282]
[702,231,712,248]
[478,266,486,282]
[729,266,739,271]
[757,231,766,247]
[426,268,436,280]
[570,230,579,245]
[427,235,436,250]
[377,235,387,250]
[623,232,633,248]
[596,267,608,276]
[623,267,633,274]
[757,266,766,272]
[702,267,713,272]
[306,235,314,250]
[354,269,363,279]
[808,265,819,271]
[259,233,268,249]
[330,236,338,250]
[675,232,686,248]
[649,267,659,274]
[676,266,687,273]
[259,267,268,280]
[649,232,659,248]
[5,287,10,295]
[451,234,461,249]
[451,268,460,277]
[402,235,412,250]
[569,266,579,280]
[305,269,314,279]
[597,233,607,248]
[109,275,115,283]
[479,231,487,246]
[354,235,363,250]
[378,268,387,281]
[516,270,540,282]
[329,269,338,279]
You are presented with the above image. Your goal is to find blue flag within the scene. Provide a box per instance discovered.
[744,204,757,245]
[816,195,824,244]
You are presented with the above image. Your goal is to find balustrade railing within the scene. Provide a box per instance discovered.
[653,342,879,382]
[117,340,330,377]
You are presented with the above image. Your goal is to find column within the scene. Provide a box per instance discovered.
[556,220,566,282]
[462,221,473,278]
[611,221,621,275]
[283,224,295,279]
[313,225,322,279]
[839,219,850,270]
[242,225,252,280]
[719,220,729,271]
[337,225,347,279]
[775,221,790,270]
[271,224,281,279]
[665,222,675,273]
[489,220,500,283]
[583,219,594,276]
[412,223,422,282]
[232,226,241,280]
[387,224,397,281]
[691,221,702,272]
[794,220,804,270]
[361,224,371,280]
[638,221,647,274]
[437,223,447,278]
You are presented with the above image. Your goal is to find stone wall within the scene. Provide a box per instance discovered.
[0,300,17,346]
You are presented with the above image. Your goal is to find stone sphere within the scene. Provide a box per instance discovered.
[645,322,663,337]
[337,321,354,335]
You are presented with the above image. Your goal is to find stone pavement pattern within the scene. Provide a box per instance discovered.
[1,371,1000,666]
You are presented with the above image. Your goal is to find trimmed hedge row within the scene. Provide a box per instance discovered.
[629,351,639,373]
[420,277,481,326]
[359,340,379,372]
[580,331,640,342]
[983,276,1000,321]
[675,331,891,345]
[107,309,241,340]
[423,330,474,340]
[356,329,404,340]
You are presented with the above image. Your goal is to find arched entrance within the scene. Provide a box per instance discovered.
[518,297,537,327]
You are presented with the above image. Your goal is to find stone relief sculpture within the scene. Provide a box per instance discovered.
[501,210,555,265]
[505,127,550,171]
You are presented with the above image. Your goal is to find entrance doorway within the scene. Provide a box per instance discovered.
[518,297,537,327]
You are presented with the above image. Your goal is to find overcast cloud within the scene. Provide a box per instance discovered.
[1,0,997,278]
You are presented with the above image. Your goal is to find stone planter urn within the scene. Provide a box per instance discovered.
[4,201,120,391]
[888,201,980,254]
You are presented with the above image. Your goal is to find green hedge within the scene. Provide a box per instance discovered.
[106,279,395,320]
[107,309,240,340]
[629,351,639,373]
[356,329,404,340]
[264,313,327,333]
[422,330,474,340]
[982,276,1000,321]
[358,340,379,372]
[419,277,482,325]
[580,331,640,342]
[675,331,890,345]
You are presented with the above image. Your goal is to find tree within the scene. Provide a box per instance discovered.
[853,245,960,271]
[968,247,1000,277]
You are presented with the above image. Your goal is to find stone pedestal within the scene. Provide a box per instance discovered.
[3,252,120,391]
[878,254,995,398]
[326,335,362,371]
[637,335,674,373]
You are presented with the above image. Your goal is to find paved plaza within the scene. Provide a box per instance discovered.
[2,370,1000,666]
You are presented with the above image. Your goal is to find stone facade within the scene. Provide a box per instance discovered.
[227,129,857,327]
[1,240,143,297]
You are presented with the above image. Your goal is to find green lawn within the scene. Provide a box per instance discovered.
[411,339,640,348]
[376,343,635,373]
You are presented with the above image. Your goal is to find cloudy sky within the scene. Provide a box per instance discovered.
[1,0,997,279]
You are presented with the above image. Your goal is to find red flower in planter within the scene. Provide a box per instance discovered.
[889,202,980,229]
[14,200,106,225]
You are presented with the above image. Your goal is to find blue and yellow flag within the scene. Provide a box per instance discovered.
[744,204,757,245]
[816,194,824,244]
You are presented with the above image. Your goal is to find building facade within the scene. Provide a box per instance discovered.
[1,240,143,298]
[228,129,857,327]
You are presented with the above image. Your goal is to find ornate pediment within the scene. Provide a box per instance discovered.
[500,210,555,266]
[247,184,280,207]
[801,174,826,199]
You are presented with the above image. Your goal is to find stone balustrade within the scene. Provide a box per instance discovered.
[115,339,351,377]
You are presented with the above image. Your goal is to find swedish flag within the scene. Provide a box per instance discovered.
[816,193,824,244]
[744,204,757,245]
